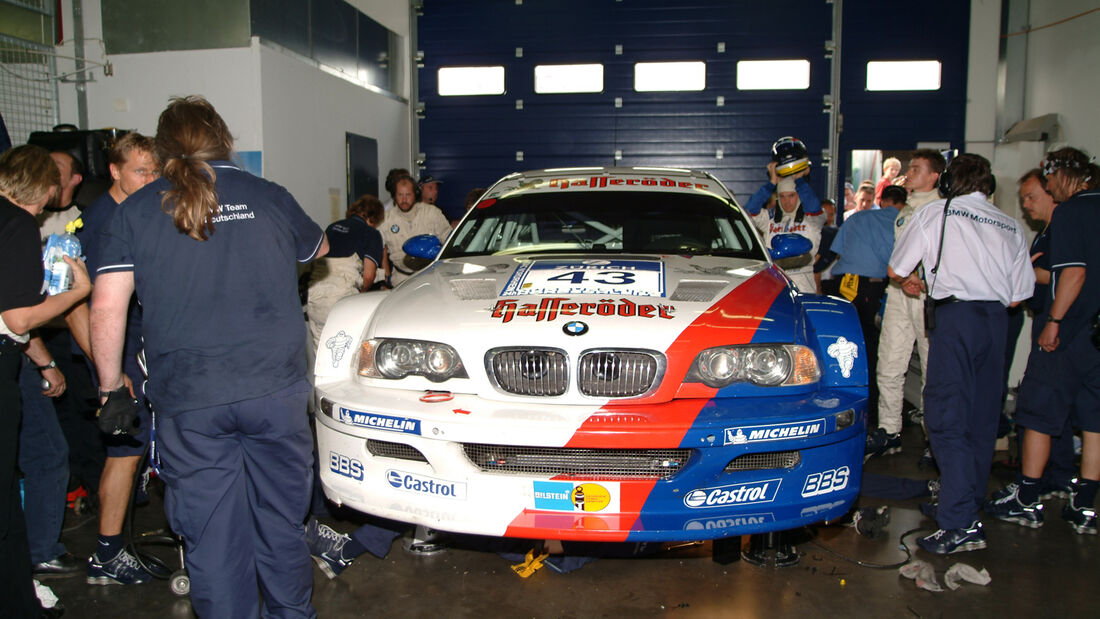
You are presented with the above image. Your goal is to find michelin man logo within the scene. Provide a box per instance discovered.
[827,336,859,378]
[325,330,353,368]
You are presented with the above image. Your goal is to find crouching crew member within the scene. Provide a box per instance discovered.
[90,96,328,617]
[888,153,1034,554]
[306,194,385,349]
[744,161,825,293]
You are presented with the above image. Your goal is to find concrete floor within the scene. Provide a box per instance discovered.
[40,425,1100,618]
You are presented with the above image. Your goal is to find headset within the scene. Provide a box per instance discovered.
[938,155,995,199]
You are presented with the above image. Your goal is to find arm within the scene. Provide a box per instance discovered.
[744,182,777,216]
[1037,266,1085,351]
[22,334,65,397]
[89,271,135,394]
[793,170,822,215]
[64,301,94,363]
[1,256,91,336]
[360,259,378,293]
[316,234,330,259]
[382,247,392,288]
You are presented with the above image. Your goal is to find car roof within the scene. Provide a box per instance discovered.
[482,167,738,203]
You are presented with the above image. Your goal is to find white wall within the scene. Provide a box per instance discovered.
[1023,0,1100,154]
[52,0,412,226]
[259,40,411,224]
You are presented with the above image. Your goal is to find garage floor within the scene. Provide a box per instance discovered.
[40,424,1100,618]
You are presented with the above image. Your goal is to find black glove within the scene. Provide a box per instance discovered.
[97,386,142,436]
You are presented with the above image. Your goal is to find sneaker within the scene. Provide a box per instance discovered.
[1039,481,1073,501]
[306,519,353,579]
[984,483,1044,528]
[86,549,153,585]
[917,521,987,554]
[918,448,937,470]
[1063,495,1098,535]
[865,428,902,459]
[918,501,938,519]
[905,408,924,427]
[926,479,941,502]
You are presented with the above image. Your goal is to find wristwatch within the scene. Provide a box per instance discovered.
[36,360,57,371]
[1048,316,1063,324]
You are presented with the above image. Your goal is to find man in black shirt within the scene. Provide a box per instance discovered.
[1,144,91,618]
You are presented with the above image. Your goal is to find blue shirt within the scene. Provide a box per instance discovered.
[97,161,325,414]
[78,191,144,358]
[830,207,900,278]
[1049,189,1100,343]
[325,215,383,266]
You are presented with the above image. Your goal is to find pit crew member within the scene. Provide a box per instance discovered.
[986,147,1100,534]
[744,161,825,293]
[90,96,328,616]
[871,149,945,458]
[888,153,1033,554]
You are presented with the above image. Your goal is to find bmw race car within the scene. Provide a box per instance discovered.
[314,167,867,542]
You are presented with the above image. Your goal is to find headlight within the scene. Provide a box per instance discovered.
[358,338,467,382]
[687,344,819,387]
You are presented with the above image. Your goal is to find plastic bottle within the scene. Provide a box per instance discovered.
[42,218,83,295]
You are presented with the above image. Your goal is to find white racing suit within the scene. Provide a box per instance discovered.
[381,202,453,287]
[307,255,363,349]
[875,188,939,433]
[751,208,825,293]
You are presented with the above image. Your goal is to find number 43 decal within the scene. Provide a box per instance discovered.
[546,270,636,285]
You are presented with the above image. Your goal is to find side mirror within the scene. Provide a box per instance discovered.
[402,234,442,261]
[769,233,813,261]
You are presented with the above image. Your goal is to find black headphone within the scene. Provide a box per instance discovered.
[937,169,954,198]
[773,204,805,224]
[938,168,996,198]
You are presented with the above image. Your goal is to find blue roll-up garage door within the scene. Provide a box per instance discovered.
[417,1,968,220]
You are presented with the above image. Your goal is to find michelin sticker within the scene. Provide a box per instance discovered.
[338,408,421,435]
[386,469,467,500]
[827,336,859,378]
[325,330,353,367]
[683,479,781,509]
[724,419,826,445]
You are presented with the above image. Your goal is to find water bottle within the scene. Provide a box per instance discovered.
[42,218,83,295]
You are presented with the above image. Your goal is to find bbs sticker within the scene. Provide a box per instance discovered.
[801,466,850,498]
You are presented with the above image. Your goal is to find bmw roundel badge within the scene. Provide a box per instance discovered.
[563,321,589,336]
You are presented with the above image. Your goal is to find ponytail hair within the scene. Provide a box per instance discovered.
[155,96,234,241]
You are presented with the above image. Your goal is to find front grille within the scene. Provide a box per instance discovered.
[724,450,801,472]
[367,439,428,462]
[463,443,691,479]
[486,348,568,396]
[578,350,663,397]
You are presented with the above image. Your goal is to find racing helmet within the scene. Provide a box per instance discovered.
[772,136,811,177]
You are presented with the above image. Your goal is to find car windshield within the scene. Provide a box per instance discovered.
[442,190,765,259]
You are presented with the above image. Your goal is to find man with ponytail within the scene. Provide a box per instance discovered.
[90,96,328,617]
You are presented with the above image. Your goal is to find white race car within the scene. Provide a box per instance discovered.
[314,167,867,542]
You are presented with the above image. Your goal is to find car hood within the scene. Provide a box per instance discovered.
[367,254,798,373]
